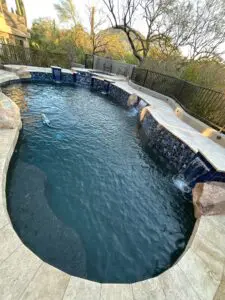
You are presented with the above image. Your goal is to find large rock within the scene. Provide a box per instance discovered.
[16,67,31,79]
[0,93,21,129]
[127,93,138,106]
[139,105,151,122]
[193,182,225,218]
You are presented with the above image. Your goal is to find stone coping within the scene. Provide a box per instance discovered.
[0,68,225,299]
[0,69,20,84]
[4,65,73,75]
[91,76,115,84]
[129,80,225,149]
[113,81,225,172]
[4,65,127,82]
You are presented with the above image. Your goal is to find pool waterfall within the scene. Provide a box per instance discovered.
[173,154,212,193]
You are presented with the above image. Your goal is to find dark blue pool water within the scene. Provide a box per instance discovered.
[5,83,195,283]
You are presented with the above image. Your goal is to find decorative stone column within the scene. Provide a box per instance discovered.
[51,66,62,82]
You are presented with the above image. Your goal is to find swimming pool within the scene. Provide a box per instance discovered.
[5,83,195,283]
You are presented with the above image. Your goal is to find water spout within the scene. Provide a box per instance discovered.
[173,154,211,193]
[173,176,192,193]
[127,107,139,117]
[51,66,62,82]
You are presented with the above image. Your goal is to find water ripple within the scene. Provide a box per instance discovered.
[5,83,195,283]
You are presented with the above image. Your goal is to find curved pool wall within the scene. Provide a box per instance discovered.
[0,66,225,299]
[2,66,225,188]
[129,80,225,148]
[4,82,197,283]
[140,112,225,187]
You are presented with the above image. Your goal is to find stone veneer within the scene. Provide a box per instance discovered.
[0,66,225,299]
[141,110,196,171]
[140,110,225,186]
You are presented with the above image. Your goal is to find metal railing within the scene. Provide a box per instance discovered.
[0,43,71,68]
[131,67,225,132]
[85,54,135,77]
[84,54,94,69]
[1,44,224,132]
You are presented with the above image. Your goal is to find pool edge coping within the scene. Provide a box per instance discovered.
[0,69,225,299]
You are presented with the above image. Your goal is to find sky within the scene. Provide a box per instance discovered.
[23,0,57,27]
[22,0,97,29]
[5,0,225,59]
[5,0,98,29]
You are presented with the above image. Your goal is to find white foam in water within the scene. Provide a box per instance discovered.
[138,100,147,109]
[127,107,139,117]
[173,176,192,193]
[41,114,51,127]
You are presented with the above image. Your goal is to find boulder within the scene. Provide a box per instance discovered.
[127,93,138,107]
[139,106,151,122]
[0,94,21,129]
[193,182,225,218]
[16,67,31,79]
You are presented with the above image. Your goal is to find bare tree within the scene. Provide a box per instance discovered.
[103,0,225,63]
[162,0,225,60]
[182,0,225,59]
[87,6,109,55]
[102,0,177,63]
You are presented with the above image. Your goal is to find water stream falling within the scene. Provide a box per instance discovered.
[173,154,211,193]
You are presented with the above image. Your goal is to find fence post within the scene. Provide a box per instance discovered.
[143,69,148,86]
[130,66,135,80]
[178,80,185,99]
[92,55,94,70]
[150,72,154,89]
[84,54,88,68]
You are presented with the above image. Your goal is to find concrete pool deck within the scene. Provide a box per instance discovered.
[0,67,225,299]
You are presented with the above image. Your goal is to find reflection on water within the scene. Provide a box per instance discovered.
[5,84,28,112]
